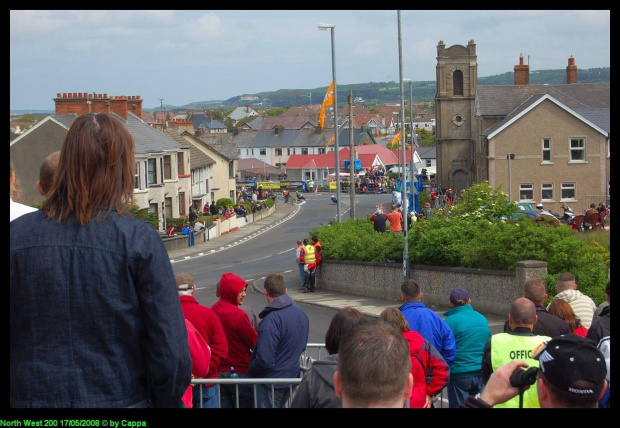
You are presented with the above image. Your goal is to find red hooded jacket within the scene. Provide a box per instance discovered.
[402,330,450,408]
[210,273,258,374]
[182,319,211,408]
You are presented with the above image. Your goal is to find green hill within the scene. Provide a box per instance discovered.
[151,67,610,111]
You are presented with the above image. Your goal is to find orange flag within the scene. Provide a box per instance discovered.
[318,80,335,129]
[326,134,335,147]
[388,131,401,149]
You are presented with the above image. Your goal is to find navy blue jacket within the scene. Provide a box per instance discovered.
[248,293,309,388]
[10,210,191,408]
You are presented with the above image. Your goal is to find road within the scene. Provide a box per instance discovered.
[171,191,396,343]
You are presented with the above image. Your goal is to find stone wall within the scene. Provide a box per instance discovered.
[316,259,548,316]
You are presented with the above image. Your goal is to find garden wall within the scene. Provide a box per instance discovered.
[316,259,548,316]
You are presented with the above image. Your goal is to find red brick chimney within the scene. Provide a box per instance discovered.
[566,56,578,84]
[514,53,529,86]
[54,93,142,119]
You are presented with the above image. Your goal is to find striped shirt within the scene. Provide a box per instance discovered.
[548,289,597,329]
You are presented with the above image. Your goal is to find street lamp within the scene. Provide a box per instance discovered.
[397,10,409,279]
[319,23,341,222]
[404,77,416,205]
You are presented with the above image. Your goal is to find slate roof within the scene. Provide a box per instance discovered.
[191,133,238,160]
[475,83,610,117]
[191,113,227,131]
[281,105,320,116]
[231,128,377,150]
[164,129,214,169]
[242,116,264,130]
[259,115,317,131]
[122,112,184,154]
[416,146,436,160]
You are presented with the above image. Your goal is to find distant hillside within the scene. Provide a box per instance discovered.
[151,67,609,112]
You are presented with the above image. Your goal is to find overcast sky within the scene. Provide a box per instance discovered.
[10,10,610,111]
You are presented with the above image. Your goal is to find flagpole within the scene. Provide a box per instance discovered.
[397,10,409,279]
[319,23,341,222]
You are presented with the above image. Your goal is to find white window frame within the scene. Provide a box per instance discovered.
[561,182,576,201]
[135,162,141,190]
[569,138,585,162]
[260,148,266,156]
[542,138,552,163]
[519,184,534,202]
[541,183,554,202]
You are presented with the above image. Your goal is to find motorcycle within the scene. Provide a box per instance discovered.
[331,195,338,204]
[558,204,575,225]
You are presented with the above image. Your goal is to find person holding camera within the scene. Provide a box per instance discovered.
[461,334,608,408]
[481,298,551,408]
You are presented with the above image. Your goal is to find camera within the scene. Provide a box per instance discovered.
[509,367,539,388]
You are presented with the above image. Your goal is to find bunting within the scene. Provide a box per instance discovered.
[318,80,335,129]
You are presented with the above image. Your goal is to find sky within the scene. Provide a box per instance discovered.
[10,10,610,111]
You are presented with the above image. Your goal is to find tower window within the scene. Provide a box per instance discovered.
[453,70,463,96]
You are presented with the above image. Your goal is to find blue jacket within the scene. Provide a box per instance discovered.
[443,304,491,379]
[10,210,192,408]
[399,301,457,366]
[248,293,309,388]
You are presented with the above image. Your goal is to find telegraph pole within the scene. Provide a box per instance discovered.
[348,90,355,219]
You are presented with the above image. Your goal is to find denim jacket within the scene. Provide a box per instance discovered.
[10,210,192,408]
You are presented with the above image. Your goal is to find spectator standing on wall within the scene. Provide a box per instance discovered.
[443,288,491,408]
[248,274,310,408]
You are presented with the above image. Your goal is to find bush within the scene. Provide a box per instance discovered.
[130,205,159,229]
[310,182,610,305]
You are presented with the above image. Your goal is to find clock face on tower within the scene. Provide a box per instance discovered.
[452,114,465,127]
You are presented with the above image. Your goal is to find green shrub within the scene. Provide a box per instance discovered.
[216,198,233,209]
[130,205,159,229]
[310,181,610,305]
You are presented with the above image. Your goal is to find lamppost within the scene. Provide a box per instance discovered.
[319,23,341,222]
[404,78,416,201]
[397,10,409,279]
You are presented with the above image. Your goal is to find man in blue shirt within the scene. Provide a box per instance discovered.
[398,279,456,367]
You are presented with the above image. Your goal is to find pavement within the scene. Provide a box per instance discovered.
[167,197,507,331]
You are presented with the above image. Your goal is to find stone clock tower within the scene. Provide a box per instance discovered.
[434,40,477,196]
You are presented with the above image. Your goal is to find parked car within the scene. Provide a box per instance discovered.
[517,202,535,211]
[511,209,540,220]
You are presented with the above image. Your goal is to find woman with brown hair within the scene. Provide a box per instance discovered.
[547,298,588,337]
[10,113,192,408]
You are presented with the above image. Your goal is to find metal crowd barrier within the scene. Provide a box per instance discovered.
[190,343,448,408]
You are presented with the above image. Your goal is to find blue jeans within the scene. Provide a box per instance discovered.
[256,385,291,408]
[192,384,219,409]
[218,371,254,408]
[447,375,485,408]
[297,263,305,287]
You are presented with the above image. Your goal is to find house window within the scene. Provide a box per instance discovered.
[519,184,534,201]
[177,152,184,175]
[302,148,309,155]
[135,162,141,189]
[561,183,576,200]
[229,161,234,178]
[318,148,325,154]
[246,149,249,155]
[292,148,296,155]
[453,70,464,96]
[164,197,172,219]
[147,158,157,185]
[541,183,553,201]
[260,149,266,156]
[237,149,241,155]
[426,160,432,167]
[163,155,172,180]
[230,190,235,200]
[542,138,551,162]
[251,149,254,156]
[570,138,585,161]
[178,192,186,217]
[275,148,282,156]
[287,148,291,155]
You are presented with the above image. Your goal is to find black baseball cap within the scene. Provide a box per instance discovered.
[533,333,607,395]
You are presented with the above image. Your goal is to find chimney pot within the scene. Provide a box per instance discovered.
[566,56,578,84]
[73,93,77,98]
[104,94,108,98]
[57,93,61,98]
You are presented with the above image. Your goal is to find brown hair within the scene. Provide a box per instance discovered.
[547,299,581,333]
[324,306,367,355]
[379,307,410,332]
[523,280,547,306]
[9,160,22,201]
[43,113,135,225]
[39,151,61,195]
[264,273,286,298]
[401,279,421,301]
